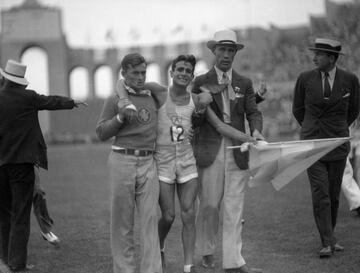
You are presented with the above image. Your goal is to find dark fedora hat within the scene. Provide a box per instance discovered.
[308,38,345,55]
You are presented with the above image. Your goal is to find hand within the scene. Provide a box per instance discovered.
[199,83,227,94]
[118,98,137,122]
[117,98,128,113]
[124,108,137,122]
[186,127,194,141]
[258,80,267,96]
[252,129,265,141]
[246,135,257,144]
[74,100,88,107]
[197,92,213,108]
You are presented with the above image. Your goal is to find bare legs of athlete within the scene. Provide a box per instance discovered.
[158,178,198,273]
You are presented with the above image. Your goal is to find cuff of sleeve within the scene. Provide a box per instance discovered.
[116,114,124,123]
[125,104,137,111]
[257,91,265,99]
[257,91,265,100]
[194,108,206,114]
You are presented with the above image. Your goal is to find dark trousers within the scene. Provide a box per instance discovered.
[307,159,346,247]
[0,163,34,269]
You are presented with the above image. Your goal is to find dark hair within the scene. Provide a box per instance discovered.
[120,53,147,72]
[171,54,196,74]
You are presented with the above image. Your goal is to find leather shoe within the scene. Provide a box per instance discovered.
[184,266,197,273]
[202,255,215,268]
[41,231,60,245]
[10,264,34,272]
[319,246,332,258]
[225,265,263,273]
[332,243,344,252]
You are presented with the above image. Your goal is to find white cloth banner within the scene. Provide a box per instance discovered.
[228,137,349,191]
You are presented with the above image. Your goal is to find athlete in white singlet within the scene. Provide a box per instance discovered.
[116,54,256,273]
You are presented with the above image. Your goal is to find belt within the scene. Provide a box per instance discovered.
[113,148,154,157]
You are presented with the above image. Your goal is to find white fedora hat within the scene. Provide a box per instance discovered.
[308,38,345,55]
[0,60,29,85]
[207,29,244,51]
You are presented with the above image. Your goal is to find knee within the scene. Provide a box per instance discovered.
[162,211,175,225]
[181,206,196,225]
[202,205,219,219]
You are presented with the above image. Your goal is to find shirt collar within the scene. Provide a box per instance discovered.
[124,83,151,96]
[214,66,232,83]
[321,66,337,80]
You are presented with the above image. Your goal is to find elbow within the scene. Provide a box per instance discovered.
[95,126,109,141]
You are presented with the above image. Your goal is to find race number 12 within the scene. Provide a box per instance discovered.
[170,125,185,142]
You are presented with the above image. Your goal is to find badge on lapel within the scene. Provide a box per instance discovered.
[341,88,350,98]
[234,86,244,98]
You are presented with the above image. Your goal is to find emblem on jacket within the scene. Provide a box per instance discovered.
[234,86,244,98]
[137,107,151,124]
[170,115,183,126]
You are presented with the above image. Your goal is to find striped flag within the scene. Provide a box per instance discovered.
[229,137,350,191]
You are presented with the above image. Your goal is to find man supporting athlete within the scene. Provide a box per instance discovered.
[116,54,233,273]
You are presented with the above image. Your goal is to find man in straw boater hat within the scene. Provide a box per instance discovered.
[0,59,87,272]
[292,38,360,258]
[192,29,265,273]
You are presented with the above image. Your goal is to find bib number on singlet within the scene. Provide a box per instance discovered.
[170,125,185,142]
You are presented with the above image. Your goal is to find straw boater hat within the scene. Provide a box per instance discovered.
[0,60,29,85]
[207,29,244,51]
[308,38,345,55]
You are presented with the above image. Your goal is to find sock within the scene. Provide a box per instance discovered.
[183,264,193,272]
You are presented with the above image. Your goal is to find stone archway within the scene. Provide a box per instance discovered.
[69,66,89,100]
[21,46,51,135]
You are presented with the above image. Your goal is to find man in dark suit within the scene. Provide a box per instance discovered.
[292,38,360,258]
[0,60,86,272]
[192,29,264,273]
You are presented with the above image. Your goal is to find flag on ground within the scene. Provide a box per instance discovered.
[228,137,350,191]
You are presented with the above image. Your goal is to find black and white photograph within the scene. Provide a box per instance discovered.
[0,0,359,272]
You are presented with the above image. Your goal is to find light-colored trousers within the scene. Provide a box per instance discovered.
[342,157,360,211]
[197,138,249,269]
[108,151,162,273]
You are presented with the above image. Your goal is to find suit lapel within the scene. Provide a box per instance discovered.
[330,69,343,101]
[206,68,223,112]
[320,69,345,115]
[313,70,324,100]
[230,71,240,113]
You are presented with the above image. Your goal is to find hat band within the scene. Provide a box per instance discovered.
[218,40,236,44]
[4,70,25,78]
[314,43,341,52]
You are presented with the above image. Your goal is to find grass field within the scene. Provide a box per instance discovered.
[12,144,360,273]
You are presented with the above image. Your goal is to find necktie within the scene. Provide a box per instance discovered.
[323,72,331,99]
[222,73,231,123]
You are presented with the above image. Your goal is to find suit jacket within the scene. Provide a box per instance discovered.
[192,67,263,169]
[293,67,360,161]
[0,87,76,169]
